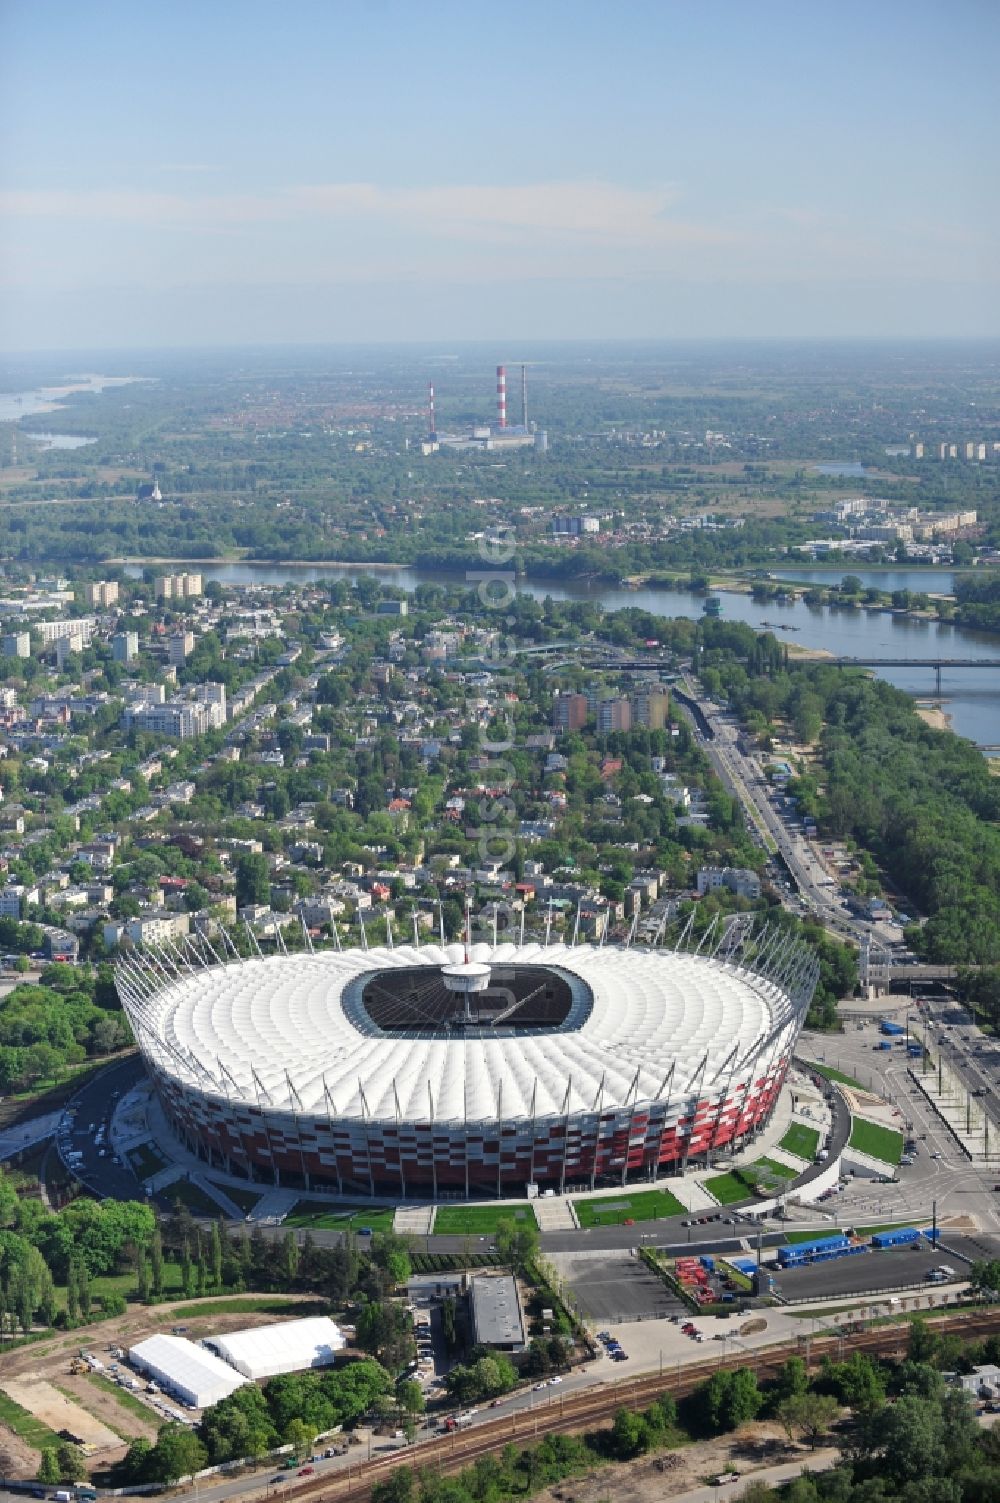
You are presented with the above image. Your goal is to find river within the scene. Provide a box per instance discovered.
[124,560,1000,747]
[0,374,148,424]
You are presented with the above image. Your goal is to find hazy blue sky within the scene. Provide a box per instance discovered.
[1,0,997,350]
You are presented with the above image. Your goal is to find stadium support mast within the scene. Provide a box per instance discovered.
[442,898,490,1024]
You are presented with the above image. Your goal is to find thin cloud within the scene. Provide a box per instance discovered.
[0,179,715,248]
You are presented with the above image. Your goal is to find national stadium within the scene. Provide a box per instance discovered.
[115,926,818,1199]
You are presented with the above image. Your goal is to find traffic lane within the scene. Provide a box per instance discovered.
[55,1054,149,1201]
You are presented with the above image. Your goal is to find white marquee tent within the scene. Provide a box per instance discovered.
[206,1316,347,1380]
[129,1333,247,1409]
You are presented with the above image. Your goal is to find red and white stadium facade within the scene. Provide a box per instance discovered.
[116,928,817,1199]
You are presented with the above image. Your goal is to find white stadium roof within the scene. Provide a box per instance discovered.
[129,1333,246,1409]
[206,1316,346,1379]
[129,942,790,1124]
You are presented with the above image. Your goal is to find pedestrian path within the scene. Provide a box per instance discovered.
[394,1204,434,1236]
[247,1188,301,1224]
[533,1195,578,1231]
[190,1171,245,1220]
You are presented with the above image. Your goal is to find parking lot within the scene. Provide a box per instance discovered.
[554,1251,687,1323]
[772,1243,954,1301]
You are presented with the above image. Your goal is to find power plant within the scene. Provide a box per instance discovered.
[421,362,546,454]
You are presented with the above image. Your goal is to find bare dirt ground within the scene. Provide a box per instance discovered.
[0,1292,318,1477]
[63,1371,160,1443]
[533,1423,805,1503]
[0,1427,40,1480]
[2,1377,121,1449]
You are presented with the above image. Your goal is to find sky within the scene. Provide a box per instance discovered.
[1,0,998,350]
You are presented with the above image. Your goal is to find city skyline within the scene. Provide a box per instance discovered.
[1,0,998,350]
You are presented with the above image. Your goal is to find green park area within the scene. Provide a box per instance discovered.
[704,1171,752,1206]
[742,1156,798,1185]
[849,1119,904,1165]
[779,1123,821,1160]
[433,1203,537,1235]
[573,1187,686,1228]
[805,1061,865,1090]
[284,1202,396,1233]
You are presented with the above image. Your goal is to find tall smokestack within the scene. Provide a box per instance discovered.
[496,365,507,430]
[428,381,436,438]
[521,364,528,430]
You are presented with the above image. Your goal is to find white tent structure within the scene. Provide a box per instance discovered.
[206,1316,347,1380]
[129,1333,247,1409]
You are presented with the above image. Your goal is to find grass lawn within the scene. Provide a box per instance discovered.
[221,1184,262,1214]
[284,1203,396,1233]
[127,1142,168,1180]
[168,1296,327,1320]
[745,1156,798,1182]
[849,1118,904,1165]
[784,1228,845,1244]
[572,1188,686,1228]
[804,1061,865,1091]
[433,1204,537,1235]
[779,1123,821,1160]
[0,1388,63,1451]
[86,1372,156,1427]
[704,1172,753,1206]
[163,1180,231,1217]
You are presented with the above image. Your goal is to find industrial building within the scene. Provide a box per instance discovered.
[423,363,546,453]
[469,1275,526,1352]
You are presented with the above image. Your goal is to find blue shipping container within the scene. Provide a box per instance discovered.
[880,1021,906,1036]
[872,1227,920,1248]
[699,1255,715,1272]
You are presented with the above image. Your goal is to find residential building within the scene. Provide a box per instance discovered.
[597,696,632,733]
[112,631,139,663]
[632,684,671,729]
[2,632,30,659]
[87,580,120,607]
[156,572,202,600]
[55,633,85,667]
[167,631,195,666]
[35,617,96,646]
[552,692,589,732]
[696,866,762,900]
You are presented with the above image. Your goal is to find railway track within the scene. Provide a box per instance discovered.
[235,1308,1000,1503]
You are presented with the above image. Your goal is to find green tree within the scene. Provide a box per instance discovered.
[495,1216,540,1273]
[55,1443,87,1482]
[150,1225,164,1298]
[284,1417,315,1455]
[354,1301,416,1373]
[37,1450,61,1486]
[235,852,270,908]
[145,1424,208,1483]
[776,1392,839,1448]
[610,1406,650,1459]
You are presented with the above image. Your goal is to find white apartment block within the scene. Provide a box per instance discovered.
[87,580,120,607]
[35,617,96,645]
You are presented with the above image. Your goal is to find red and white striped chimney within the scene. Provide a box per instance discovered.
[428,381,436,436]
[496,364,507,430]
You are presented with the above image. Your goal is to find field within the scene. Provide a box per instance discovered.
[163,1180,230,1216]
[703,1172,754,1206]
[284,1202,395,1233]
[849,1119,905,1165]
[86,1371,157,1426]
[167,1295,328,1320]
[127,1142,167,1180]
[572,1188,686,1228]
[779,1123,820,1160]
[804,1061,865,1090]
[433,1203,537,1235]
[743,1156,798,1184]
[0,1388,63,1451]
